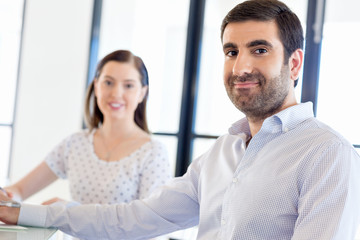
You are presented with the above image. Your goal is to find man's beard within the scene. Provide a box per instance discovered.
[225,65,291,122]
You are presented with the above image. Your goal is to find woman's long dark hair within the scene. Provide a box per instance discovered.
[84,50,149,133]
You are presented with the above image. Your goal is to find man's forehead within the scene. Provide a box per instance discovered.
[222,20,281,46]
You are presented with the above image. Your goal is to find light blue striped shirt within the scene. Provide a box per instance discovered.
[19,102,360,239]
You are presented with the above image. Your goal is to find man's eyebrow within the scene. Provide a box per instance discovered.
[223,42,237,50]
[246,40,273,48]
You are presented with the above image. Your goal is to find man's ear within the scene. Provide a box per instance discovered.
[288,49,304,81]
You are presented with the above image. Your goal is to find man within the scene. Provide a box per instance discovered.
[1,0,360,239]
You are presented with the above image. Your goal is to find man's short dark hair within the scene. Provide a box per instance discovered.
[221,0,304,86]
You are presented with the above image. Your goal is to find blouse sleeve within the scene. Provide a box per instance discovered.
[138,140,172,199]
[44,134,73,179]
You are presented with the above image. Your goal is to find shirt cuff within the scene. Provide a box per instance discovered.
[18,203,47,227]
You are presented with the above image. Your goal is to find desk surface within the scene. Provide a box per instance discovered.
[0,226,57,240]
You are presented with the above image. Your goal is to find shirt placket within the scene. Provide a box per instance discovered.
[218,138,252,238]
[218,123,283,239]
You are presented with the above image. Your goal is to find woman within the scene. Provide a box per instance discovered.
[3,50,171,206]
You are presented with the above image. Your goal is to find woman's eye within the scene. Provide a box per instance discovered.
[125,84,134,89]
[254,48,267,54]
[104,80,112,86]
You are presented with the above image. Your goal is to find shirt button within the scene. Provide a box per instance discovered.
[232,178,238,183]
[221,219,226,225]
[284,127,289,132]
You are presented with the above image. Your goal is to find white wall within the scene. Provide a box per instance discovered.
[9,0,93,203]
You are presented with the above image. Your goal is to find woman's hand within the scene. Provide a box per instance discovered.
[42,197,65,205]
[0,187,14,199]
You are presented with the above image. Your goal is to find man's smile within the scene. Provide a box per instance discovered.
[233,81,259,89]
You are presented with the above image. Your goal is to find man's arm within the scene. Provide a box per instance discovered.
[15,157,202,239]
[0,202,20,225]
[292,143,360,239]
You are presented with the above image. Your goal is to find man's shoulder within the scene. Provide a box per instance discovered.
[294,117,354,151]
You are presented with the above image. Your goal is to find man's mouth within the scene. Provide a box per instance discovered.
[233,81,259,89]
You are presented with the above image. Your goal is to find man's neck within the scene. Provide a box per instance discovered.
[246,97,298,137]
[247,118,264,138]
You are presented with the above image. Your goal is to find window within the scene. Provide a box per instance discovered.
[96,0,190,175]
[317,0,360,149]
[0,0,24,185]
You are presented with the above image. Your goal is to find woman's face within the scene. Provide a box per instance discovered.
[94,61,147,123]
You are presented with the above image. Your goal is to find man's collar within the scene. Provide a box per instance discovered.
[228,102,314,135]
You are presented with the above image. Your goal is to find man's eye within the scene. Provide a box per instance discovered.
[125,84,134,89]
[254,48,267,54]
[226,50,237,57]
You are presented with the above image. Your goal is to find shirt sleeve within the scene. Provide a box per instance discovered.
[18,201,81,227]
[17,157,201,240]
[292,143,360,240]
[137,140,172,199]
[44,134,73,179]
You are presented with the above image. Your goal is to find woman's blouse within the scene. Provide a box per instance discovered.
[45,129,172,204]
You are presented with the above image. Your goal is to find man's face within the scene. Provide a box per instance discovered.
[222,20,295,121]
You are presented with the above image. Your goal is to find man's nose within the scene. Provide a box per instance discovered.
[232,52,253,76]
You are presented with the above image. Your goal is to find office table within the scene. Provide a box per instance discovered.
[0,226,57,240]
